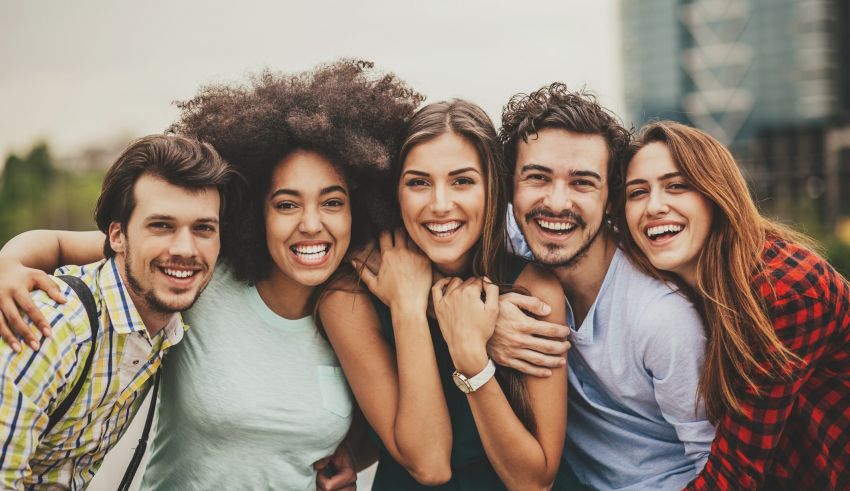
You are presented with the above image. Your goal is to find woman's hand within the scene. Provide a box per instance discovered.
[432,276,499,375]
[354,229,432,314]
[0,257,66,352]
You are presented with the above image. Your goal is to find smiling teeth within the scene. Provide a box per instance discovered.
[646,224,684,237]
[425,221,461,233]
[537,219,575,232]
[293,244,329,254]
[163,268,195,279]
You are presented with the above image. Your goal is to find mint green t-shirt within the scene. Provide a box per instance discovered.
[140,267,352,490]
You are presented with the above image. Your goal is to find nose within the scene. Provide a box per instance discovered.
[542,180,573,213]
[429,183,454,215]
[169,227,199,258]
[298,207,323,234]
[646,189,669,216]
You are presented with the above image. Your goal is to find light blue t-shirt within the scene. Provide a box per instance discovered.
[507,217,714,490]
[140,267,353,491]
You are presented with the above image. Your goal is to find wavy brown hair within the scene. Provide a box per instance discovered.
[500,82,631,201]
[614,120,806,424]
[395,100,537,432]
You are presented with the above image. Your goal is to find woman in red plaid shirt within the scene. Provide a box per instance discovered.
[615,120,850,490]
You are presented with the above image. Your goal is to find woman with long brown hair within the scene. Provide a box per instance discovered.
[319,99,572,490]
[616,120,850,490]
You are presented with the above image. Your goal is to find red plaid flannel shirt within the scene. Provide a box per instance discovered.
[686,238,850,490]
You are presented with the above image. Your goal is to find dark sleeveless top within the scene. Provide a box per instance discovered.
[366,256,583,490]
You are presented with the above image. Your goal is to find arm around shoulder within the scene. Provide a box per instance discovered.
[0,230,104,272]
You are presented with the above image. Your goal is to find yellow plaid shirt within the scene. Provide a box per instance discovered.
[0,258,187,490]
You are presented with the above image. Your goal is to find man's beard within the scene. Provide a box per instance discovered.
[523,207,603,268]
[124,245,208,315]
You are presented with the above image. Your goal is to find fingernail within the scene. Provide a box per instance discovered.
[543,370,552,377]
[559,358,566,366]
[541,304,551,315]
[11,342,21,353]
[41,327,52,337]
[29,340,40,351]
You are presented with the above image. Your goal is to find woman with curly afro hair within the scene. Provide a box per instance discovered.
[0,59,423,489]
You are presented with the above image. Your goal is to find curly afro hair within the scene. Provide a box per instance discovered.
[499,83,631,199]
[169,59,424,283]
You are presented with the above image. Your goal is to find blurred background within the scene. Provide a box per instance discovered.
[3,0,849,274]
[1,0,849,488]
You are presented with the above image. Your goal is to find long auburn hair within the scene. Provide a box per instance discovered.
[396,100,537,432]
[614,121,808,424]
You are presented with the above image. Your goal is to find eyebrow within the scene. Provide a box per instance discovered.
[145,214,219,224]
[520,164,602,181]
[520,164,552,174]
[270,185,348,199]
[402,167,481,178]
[571,170,602,181]
[145,214,176,221]
[449,167,481,176]
[625,171,682,187]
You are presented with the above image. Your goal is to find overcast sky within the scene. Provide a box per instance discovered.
[0,0,623,159]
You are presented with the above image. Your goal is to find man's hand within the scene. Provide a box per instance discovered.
[487,292,571,377]
[314,442,357,491]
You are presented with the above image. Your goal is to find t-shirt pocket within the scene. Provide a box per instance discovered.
[317,365,353,418]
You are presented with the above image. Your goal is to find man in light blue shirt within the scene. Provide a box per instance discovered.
[489,84,714,490]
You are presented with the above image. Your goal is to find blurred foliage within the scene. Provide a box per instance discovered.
[763,194,850,279]
[0,143,104,247]
[824,240,850,280]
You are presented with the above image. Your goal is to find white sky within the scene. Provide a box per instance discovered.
[0,0,623,159]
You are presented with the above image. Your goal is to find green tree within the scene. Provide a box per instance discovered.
[1,142,102,247]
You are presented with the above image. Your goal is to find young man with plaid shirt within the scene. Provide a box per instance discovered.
[0,135,239,489]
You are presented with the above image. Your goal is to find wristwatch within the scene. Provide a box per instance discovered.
[452,358,496,394]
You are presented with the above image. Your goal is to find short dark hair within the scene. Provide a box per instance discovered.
[170,59,424,283]
[95,134,242,257]
[499,83,631,199]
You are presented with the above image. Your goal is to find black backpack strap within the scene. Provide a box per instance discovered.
[117,369,160,491]
[44,275,99,435]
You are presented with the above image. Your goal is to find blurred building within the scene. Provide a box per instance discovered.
[622,0,850,236]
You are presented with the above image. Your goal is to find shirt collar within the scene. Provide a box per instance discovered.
[159,312,186,348]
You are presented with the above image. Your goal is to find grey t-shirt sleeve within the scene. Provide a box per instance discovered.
[638,292,715,472]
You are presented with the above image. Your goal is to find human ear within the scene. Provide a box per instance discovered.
[108,222,126,254]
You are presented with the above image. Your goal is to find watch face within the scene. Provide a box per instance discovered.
[452,371,472,393]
